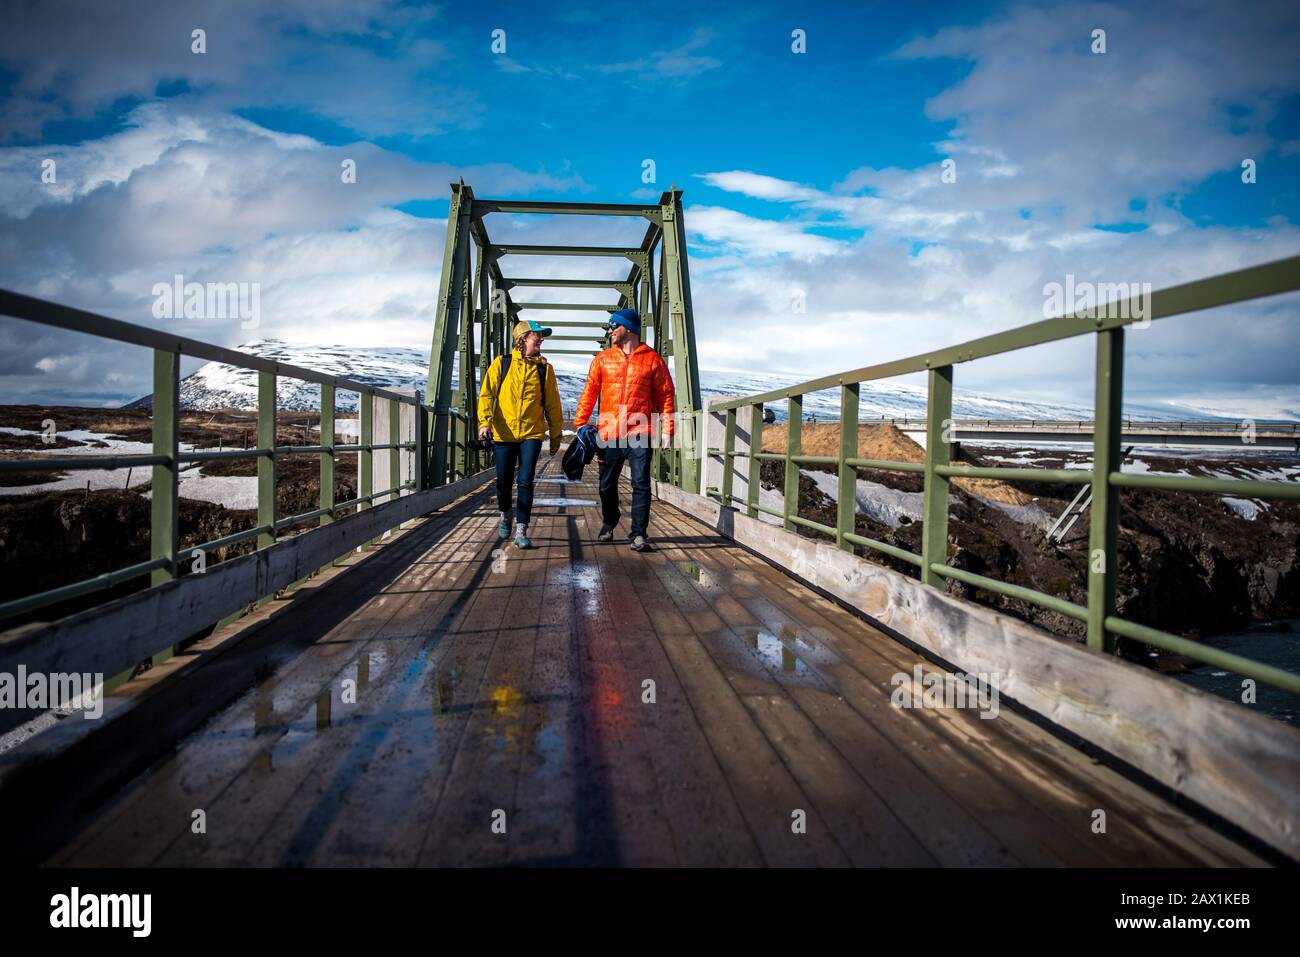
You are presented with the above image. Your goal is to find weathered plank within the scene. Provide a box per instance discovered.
[37,495,495,866]
[654,478,1300,862]
[0,469,496,736]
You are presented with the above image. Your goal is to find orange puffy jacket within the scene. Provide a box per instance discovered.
[574,344,675,442]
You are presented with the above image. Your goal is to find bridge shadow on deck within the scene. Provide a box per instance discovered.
[40,459,1265,867]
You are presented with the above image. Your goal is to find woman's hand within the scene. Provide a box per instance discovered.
[478,426,491,441]
[549,438,560,456]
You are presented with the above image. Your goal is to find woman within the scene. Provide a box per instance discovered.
[477,318,564,549]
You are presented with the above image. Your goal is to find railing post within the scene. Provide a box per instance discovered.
[150,348,180,586]
[430,406,449,488]
[721,407,736,506]
[450,389,464,481]
[416,403,429,490]
[360,390,373,515]
[747,403,762,518]
[257,370,277,551]
[921,366,953,586]
[389,396,401,505]
[320,383,335,526]
[837,382,859,550]
[784,395,802,532]
[150,348,180,666]
[1088,328,1124,652]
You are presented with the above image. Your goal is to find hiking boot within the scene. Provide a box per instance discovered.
[515,532,533,549]
[597,523,616,542]
[629,535,650,552]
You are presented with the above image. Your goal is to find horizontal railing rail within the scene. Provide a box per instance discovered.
[0,289,431,626]
[695,254,1300,698]
[853,417,1300,433]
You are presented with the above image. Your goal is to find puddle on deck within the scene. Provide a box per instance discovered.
[743,623,815,675]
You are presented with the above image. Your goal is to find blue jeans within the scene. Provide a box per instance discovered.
[599,444,651,538]
[493,439,542,525]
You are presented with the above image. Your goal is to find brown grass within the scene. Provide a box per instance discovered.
[761,422,1034,506]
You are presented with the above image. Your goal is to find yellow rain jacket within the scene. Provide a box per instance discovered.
[477,349,564,444]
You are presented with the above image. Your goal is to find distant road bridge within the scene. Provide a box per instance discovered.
[0,192,1297,866]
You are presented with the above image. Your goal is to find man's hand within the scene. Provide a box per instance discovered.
[661,432,674,449]
[549,439,560,456]
[478,426,491,441]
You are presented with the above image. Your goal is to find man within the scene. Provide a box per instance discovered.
[573,307,674,551]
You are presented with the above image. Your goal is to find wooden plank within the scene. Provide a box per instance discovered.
[43,498,495,866]
[504,504,590,864]
[743,565,1265,866]
[0,469,495,737]
[648,508,1012,865]
[604,495,848,866]
[647,510,996,866]
[653,479,1300,862]
[653,509,1169,865]
[548,491,680,865]
[412,494,553,865]
[571,493,764,866]
[413,459,566,864]
[233,506,508,867]
[291,515,508,865]
[152,507,494,867]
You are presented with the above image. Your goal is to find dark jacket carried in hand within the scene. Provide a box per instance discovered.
[561,425,601,480]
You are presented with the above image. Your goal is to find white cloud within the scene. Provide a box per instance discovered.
[686,205,846,261]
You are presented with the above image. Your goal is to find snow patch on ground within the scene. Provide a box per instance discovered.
[0,427,261,508]
[1221,497,1265,521]
[802,468,1054,531]
[976,498,1055,531]
[803,469,927,530]
[173,470,259,509]
[0,427,171,496]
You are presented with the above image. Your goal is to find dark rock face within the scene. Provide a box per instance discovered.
[760,459,1300,662]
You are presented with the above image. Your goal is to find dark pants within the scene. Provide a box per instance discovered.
[493,439,542,525]
[598,444,651,538]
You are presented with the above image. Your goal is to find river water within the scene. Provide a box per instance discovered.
[1173,619,1300,727]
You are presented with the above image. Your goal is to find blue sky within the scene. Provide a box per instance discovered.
[2,0,1299,417]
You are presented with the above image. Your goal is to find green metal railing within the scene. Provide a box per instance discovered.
[0,289,424,623]
[695,255,1300,697]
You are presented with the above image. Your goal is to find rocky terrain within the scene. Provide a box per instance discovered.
[0,405,357,627]
[757,423,1300,669]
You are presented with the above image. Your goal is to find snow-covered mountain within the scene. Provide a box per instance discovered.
[123,339,1204,421]
[125,341,429,413]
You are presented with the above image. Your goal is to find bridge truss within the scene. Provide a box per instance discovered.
[426,183,704,491]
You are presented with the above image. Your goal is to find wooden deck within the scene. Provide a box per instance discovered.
[47,458,1264,866]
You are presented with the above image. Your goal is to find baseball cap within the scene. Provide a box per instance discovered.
[608,307,641,336]
[512,318,553,339]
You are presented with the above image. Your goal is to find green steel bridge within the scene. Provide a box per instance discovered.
[0,186,1298,866]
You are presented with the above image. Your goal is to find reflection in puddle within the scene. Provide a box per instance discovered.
[316,689,331,730]
[248,650,392,776]
[744,628,810,674]
[531,498,598,507]
[677,560,718,589]
[485,680,526,751]
[434,666,460,716]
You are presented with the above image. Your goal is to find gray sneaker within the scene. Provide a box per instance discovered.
[629,535,650,552]
[597,523,616,542]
